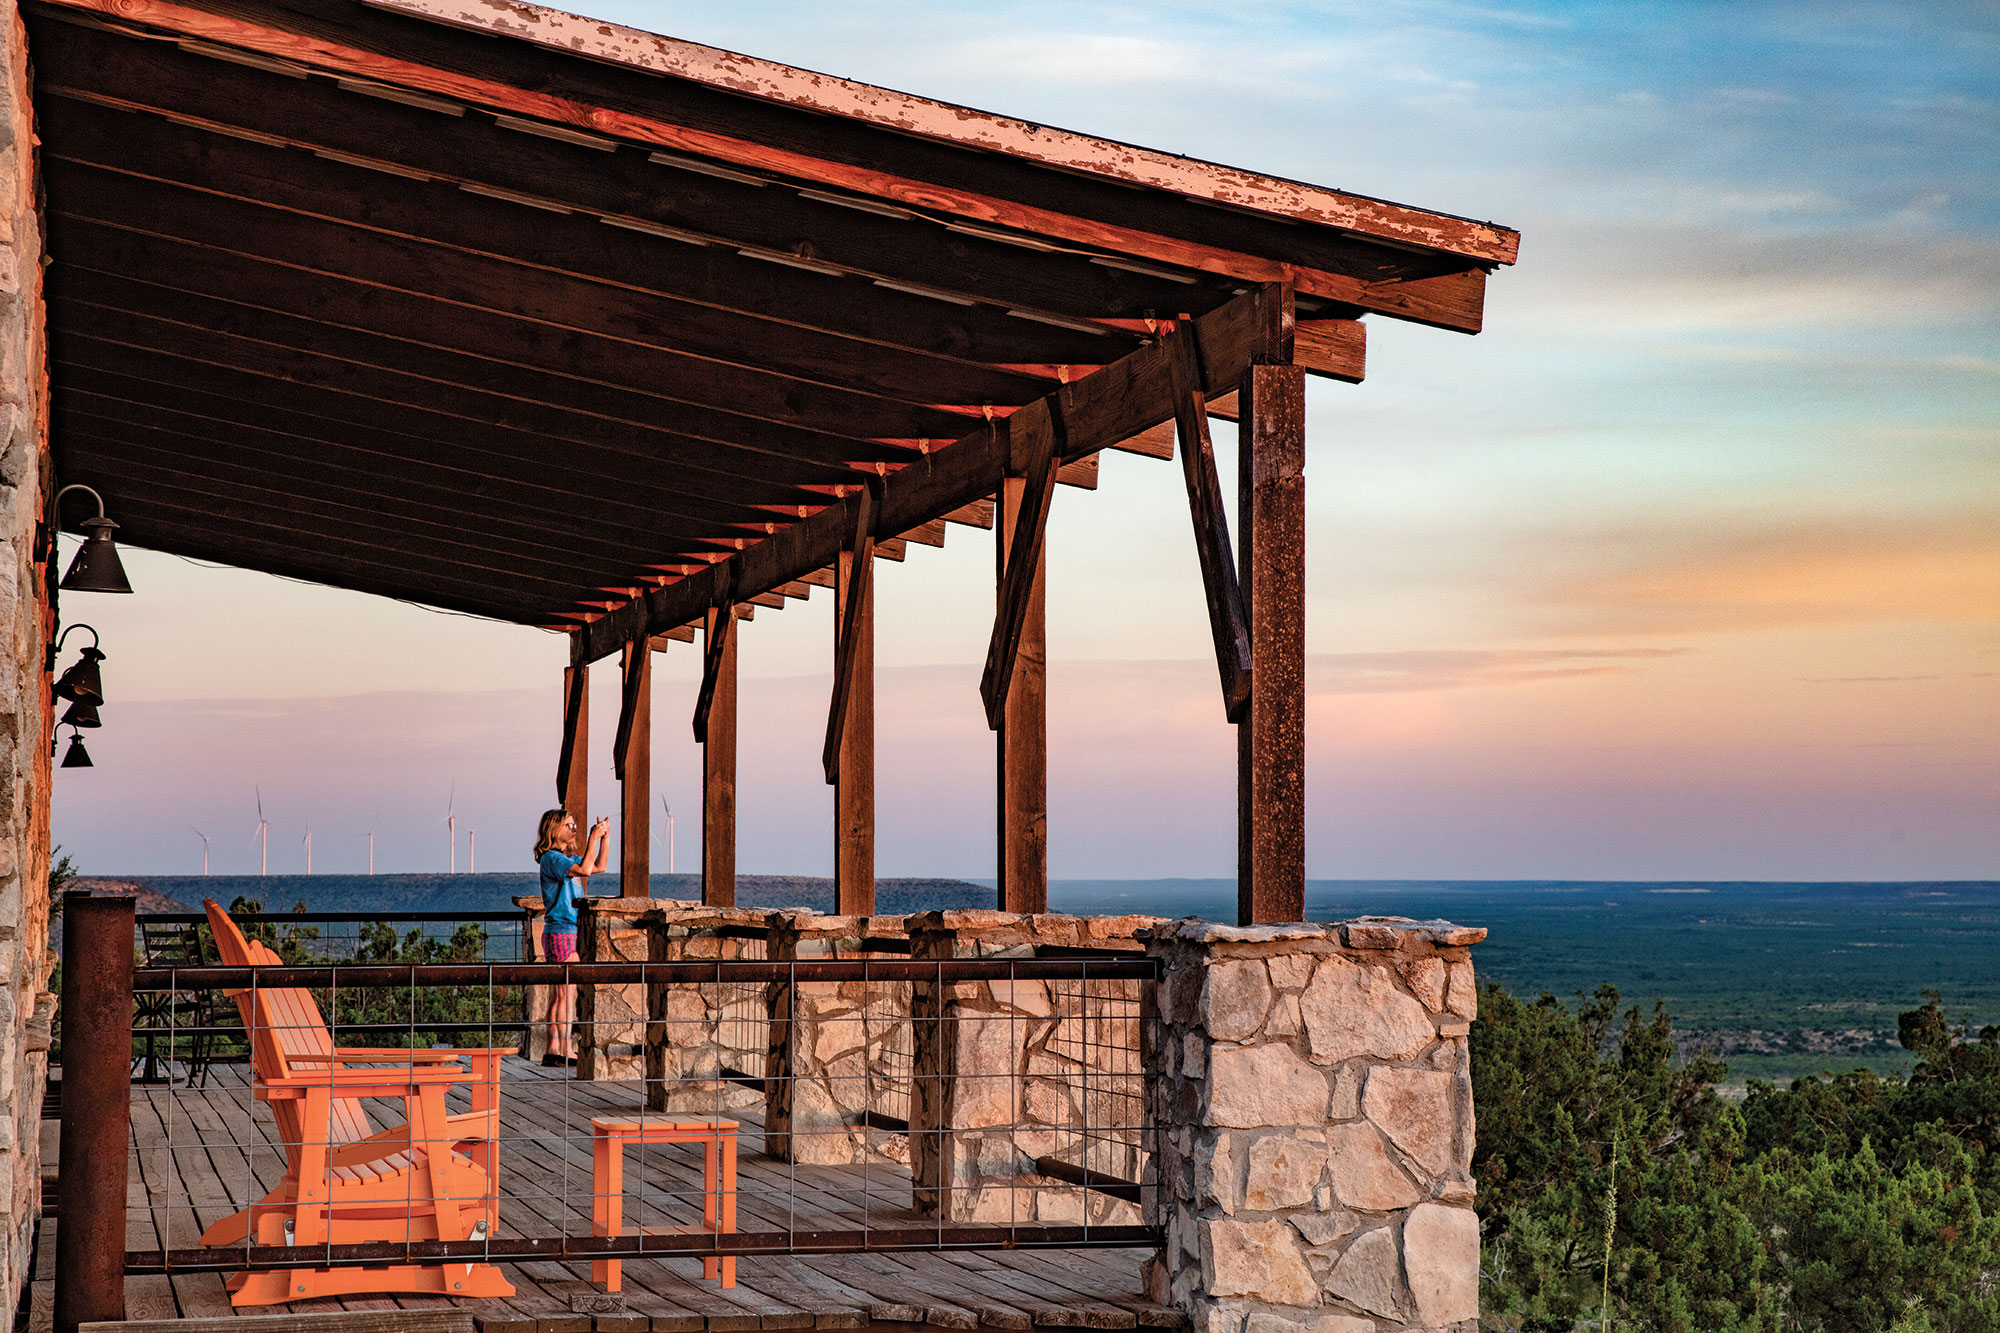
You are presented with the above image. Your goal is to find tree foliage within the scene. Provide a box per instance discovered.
[1474,985,1999,1332]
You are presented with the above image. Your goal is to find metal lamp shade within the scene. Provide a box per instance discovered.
[60,730,93,768]
[54,647,105,705]
[60,517,133,593]
[61,699,101,728]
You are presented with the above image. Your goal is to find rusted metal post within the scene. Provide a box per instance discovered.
[619,640,652,896]
[55,893,133,1333]
[995,473,1048,913]
[833,547,875,915]
[702,607,738,907]
[1237,364,1307,925]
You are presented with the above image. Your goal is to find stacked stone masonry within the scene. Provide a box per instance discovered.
[539,902,1485,1330]
[908,910,1162,1226]
[1142,917,1483,1333]
[764,909,913,1165]
[0,1,51,1318]
[639,902,772,1116]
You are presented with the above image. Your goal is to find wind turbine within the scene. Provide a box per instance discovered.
[190,826,210,876]
[467,826,477,874]
[254,787,269,876]
[302,820,313,874]
[442,783,457,874]
[361,811,378,875]
[654,797,675,875]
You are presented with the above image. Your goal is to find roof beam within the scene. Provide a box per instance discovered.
[39,90,1132,373]
[578,284,1292,661]
[28,9,1502,330]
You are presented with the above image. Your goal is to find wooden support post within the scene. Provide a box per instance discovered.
[994,474,1049,914]
[1236,362,1307,926]
[701,605,738,907]
[832,547,875,915]
[1167,318,1252,721]
[616,639,651,897]
[55,894,132,1333]
[558,659,588,828]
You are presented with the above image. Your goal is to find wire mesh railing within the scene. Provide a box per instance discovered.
[113,952,1160,1287]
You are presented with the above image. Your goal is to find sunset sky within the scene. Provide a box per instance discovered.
[51,0,1998,883]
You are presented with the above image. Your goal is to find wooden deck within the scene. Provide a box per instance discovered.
[42,1058,1170,1333]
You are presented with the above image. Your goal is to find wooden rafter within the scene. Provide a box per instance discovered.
[693,586,735,745]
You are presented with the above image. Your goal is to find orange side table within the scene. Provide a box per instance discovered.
[589,1116,738,1291]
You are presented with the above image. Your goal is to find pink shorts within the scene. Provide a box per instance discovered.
[546,930,578,963]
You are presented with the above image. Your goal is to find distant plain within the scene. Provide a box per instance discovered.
[109,874,2000,1088]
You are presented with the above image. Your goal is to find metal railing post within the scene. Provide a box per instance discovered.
[55,893,134,1333]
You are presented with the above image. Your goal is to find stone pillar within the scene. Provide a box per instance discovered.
[516,895,551,1063]
[1144,918,1483,1333]
[643,905,774,1115]
[908,911,1161,1224]
[765,910,911,1165]
[577,896,692,1081]
[0,3,54,1316]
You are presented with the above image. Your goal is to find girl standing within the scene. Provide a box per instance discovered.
[534,808,609,1066]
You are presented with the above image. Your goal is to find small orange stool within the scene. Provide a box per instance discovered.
[589,1116,738,1290]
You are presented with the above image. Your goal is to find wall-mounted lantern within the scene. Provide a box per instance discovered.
[54,484,133,594]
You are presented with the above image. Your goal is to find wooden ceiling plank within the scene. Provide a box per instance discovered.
[40,92,1137,372]
[54,268,918,471]
[358,0,1520,266]
[61,436,669,585]
[57,390,751,554]
[44,156,1054,412]
[48,213,979,442]
[30,22,1244,327]
[96,495,589,616]
[58,301,870,497]
[52,352,815,528]
[58,411,734,565]
[24,0,1506,329]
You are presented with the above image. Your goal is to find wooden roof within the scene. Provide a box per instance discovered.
[29,0,1517,659]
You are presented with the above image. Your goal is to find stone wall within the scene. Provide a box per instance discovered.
[908,910,1161,1225]
[764,909,912,1166]
[1143,918,1482,1333]
[577,896,686,1081]
[641,904,770,1115]
[0,0,51,1318]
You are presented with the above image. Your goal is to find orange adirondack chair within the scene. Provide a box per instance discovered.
[200,900,517,1306]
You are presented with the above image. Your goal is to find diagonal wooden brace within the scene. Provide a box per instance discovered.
[822,483,877,782]
[693,570,736,744]
[1167,317,1252,721]
[556,658,586,801]
[612,632,646,781]
[979,399,1062,731]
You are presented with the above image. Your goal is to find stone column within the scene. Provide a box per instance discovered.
[0,3,53,1315]
[1144,918,1483,1333]
[765,910,911,1165]
[908,911,1161,1223]
[516,895,551,1063]
[577,896,692,1081]
[643,905,775,1115]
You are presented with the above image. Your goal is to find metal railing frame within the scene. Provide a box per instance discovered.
[59,898,1161,1308]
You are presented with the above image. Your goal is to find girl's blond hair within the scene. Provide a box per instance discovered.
[533,808,571,859]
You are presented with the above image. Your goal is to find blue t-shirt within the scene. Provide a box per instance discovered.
[539,849,585,931]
